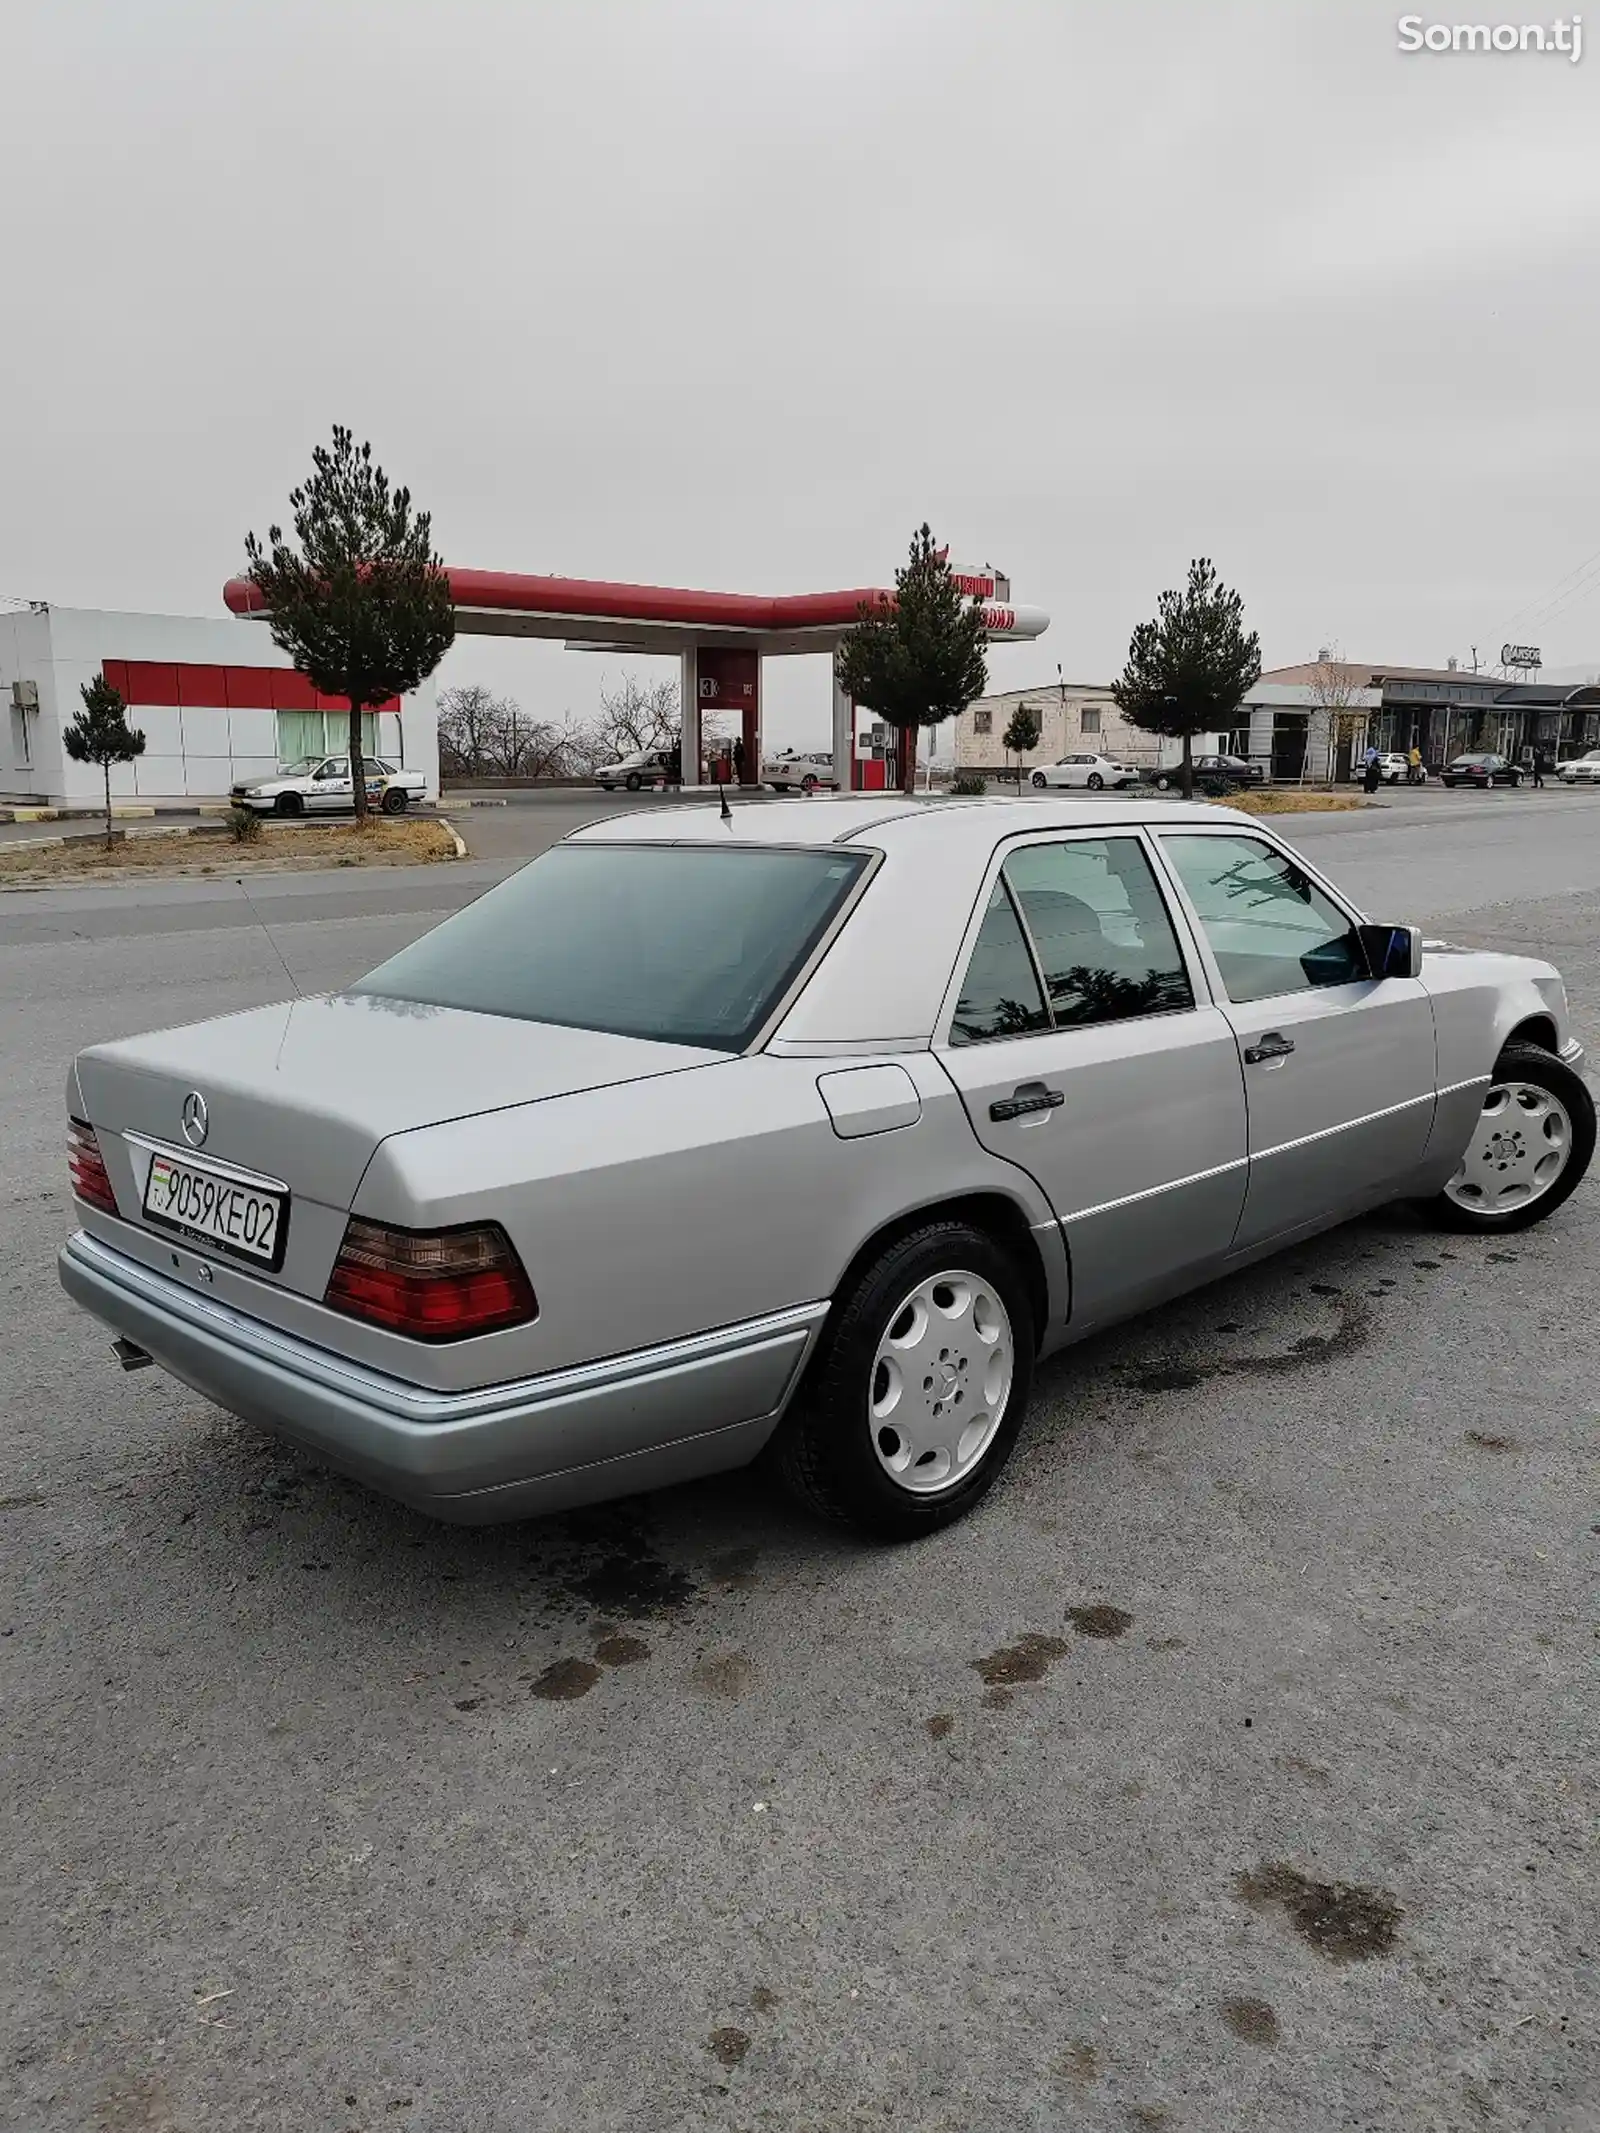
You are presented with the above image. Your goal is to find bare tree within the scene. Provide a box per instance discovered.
[590,672,681,758]
[439,684,586,782]
[437,684,506,778]
[484,704,575,781]
[1307,649,1371,783]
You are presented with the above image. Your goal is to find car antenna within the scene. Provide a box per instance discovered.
[234,875,303,999]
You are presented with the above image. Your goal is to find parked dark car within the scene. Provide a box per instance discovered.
[1148,754,1265,792]
[1441,753,1522,790]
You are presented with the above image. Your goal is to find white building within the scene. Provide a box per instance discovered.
[953,681,1242,776]
[954,682,1140,773]
[0,603,439,806]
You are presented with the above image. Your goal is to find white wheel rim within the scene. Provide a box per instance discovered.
[868,1269,1014,1495]
[1443,1079,1573,1215]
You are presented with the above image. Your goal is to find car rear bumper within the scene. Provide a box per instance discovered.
[60,1230,827,1523]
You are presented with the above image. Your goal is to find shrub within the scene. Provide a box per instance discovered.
[950,771,988,796]
[1198,775,1235,799]
[226,805,263,843]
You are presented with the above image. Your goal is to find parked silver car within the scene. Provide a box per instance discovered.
[60,796,1592,1539]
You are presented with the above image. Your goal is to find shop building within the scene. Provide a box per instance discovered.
[1246,659,1600,779]
[0,603,438,806]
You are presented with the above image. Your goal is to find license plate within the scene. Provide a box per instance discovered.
[143,1153,288,1270]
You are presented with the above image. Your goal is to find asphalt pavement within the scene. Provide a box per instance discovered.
[1,795,1595,2133]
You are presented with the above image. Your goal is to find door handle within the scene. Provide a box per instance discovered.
[989,1082,1065,1122]
[1243,1032,1295,1065]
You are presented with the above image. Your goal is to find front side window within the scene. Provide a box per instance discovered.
[1162,833,1366,1003]
[351,843,870,1051]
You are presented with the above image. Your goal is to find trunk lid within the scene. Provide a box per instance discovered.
[72,995,722,1297]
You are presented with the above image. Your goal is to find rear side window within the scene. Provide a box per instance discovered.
[350,844,869,1051]
[950,881,1051,1045]
[1003,837,1194,1026]
[1162,832,1366,1002]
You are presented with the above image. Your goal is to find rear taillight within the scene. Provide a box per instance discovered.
[324,1218,537,1341]
[67,1117,118,1215]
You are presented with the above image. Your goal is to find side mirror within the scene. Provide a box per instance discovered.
[1360,922,1422,981]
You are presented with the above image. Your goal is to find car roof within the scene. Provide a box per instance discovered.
[563,793,1281,1048]
[567,791,1225,854]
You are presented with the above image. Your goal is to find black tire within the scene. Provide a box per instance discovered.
[1154,773,1173,792]
[274,791,303,817]
[771,1220,1035,1540]
[1424,1040,1595,1233]
[625,772,642,791]
[801,774,818,794]
[380,786,408,814]
[1030,770,1047,789]
[1087,771,1104,790]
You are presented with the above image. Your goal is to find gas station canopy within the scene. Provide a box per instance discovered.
[225,566,1049,656]
[223,564,1049,789]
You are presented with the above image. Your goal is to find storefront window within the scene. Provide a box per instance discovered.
[275,710,379,763]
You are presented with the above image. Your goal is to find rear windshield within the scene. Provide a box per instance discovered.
[349,842,870,1050]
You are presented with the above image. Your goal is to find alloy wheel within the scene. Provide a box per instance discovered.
[868,1270,1014,1495]
[1443,1080,1573,1216]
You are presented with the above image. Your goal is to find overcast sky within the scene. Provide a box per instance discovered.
[5,0,1598,746]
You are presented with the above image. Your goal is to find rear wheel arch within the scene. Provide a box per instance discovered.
[827,1192,1053,1352]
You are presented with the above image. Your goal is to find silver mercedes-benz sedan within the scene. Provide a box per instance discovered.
[59,796,1593,1539]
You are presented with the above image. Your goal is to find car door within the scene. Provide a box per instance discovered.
[1155,828,1437,1253]
[935,830,1249,1327]
[307,757,351,811]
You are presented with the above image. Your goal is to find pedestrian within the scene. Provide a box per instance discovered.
[1362,743,1382,795]
[1407,743,1424,785]
[1530,749,1545,789]
[732,734,745,785]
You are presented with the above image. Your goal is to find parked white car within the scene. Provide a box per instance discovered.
[763,750,839,794]
[1029,753,1141,792]
[1347,753,1412,785]
[232,755,426,817]
[1557,750,1600,784]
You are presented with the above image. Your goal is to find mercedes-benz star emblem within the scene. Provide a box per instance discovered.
[180,1091,209,1148]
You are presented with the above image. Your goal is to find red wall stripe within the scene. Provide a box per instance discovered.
[121,662,180,706]
[104,661,406,713]
[224,667,276,710]
[269,670,318,712]
[176,664,229,708]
